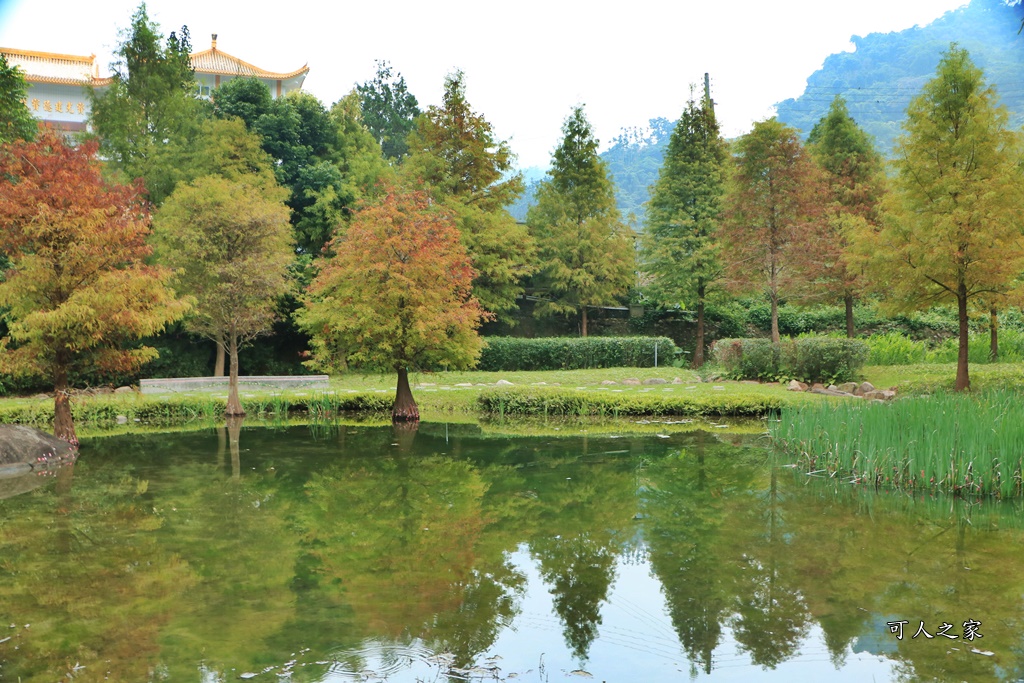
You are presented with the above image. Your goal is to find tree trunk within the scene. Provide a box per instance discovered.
[52,363,77,447]
[692,294,706,369]
[225,326,245,416]
[955,287,970,392]
[769,293,780,344]
[214,341,226,377]
[844,294,855,338]
[990,307,999,363]
[581,307,588,337]
[227,415,243,480]
[392,367,419,422]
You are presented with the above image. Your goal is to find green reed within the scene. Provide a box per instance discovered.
[773,390,1024,497]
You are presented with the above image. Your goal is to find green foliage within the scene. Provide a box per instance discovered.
[528,106,636,333]
[0,53,36,144]
[356,60,421,160]
[403,70,533,322]
[713,337,869,384]
[89,3,200,184]
[865,332,928,365]
[478,336,678,371]
[775,390,1024,497]
[477,386,782,417]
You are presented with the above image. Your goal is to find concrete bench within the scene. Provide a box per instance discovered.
[139,375,330,394]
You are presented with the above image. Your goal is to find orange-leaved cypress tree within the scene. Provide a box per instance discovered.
[0,132,189,444]
[297,187,489,422]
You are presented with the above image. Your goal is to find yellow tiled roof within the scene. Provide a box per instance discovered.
[0,47,99,85]
[190,47,308,79]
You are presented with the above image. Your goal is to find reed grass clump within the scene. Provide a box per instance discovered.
[773,390,1024,497]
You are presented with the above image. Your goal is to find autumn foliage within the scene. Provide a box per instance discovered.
[0,131,188,443]
[298,187,489,421]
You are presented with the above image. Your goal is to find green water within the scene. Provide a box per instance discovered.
[1,421,1022,682]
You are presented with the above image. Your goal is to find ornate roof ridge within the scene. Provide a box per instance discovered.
[0,47,95,64]
[189,47,308,80]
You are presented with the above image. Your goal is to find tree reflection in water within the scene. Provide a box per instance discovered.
[0,423,1022,682]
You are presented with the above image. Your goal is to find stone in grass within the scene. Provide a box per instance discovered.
[672,377,683,384]
[787,380,809,392]
[116,415,128,424]
[837,382,859,394]
[643,378,668,385]
[601,380,618,385]
[856,382,875,396]
[622,378,641,385]
[495,379,514,386]
[114,386,134,394]
[863,389,896,401]
[454,383,473,387]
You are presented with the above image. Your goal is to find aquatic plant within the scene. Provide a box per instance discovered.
[773,391,1024,497]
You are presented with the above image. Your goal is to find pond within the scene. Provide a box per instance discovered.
[0,421,1021,682]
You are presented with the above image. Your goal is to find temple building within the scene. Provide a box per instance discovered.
[1,35,308,133]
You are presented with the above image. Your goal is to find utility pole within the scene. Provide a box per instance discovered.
[704,72,711,102]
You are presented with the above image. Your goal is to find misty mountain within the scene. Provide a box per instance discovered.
[509,0,1024,226]
[776,0,1024,155]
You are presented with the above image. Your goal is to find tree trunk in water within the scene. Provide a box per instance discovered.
[214,341,226,377]
[845,294,855,338]
[581,307,588,337]
[955,288,970,392]
[769,294,780,344]
[692,296,706,369]
[225,328,246,416]
[392,367,419,422]
[53,364,77,447]
[227,415,243,480]
[990,307,999,363]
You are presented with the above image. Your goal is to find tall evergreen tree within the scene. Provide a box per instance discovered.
[528,106,636,336]
[641,82,728,367]
[356,60,421,160]
[0,53,36,144]
[850,45,1024,391]
[403,70,533,322]
[89,3,199,185]
[804,96,886,337]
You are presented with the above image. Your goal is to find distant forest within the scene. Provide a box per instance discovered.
[510,0,1024,227]
[776,0,1024,155]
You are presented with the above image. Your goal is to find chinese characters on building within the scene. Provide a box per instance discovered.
[21,98,85,115]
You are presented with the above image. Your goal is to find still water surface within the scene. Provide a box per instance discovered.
[0,421,1021,682]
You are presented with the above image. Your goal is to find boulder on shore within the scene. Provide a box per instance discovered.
[0,424,77,467]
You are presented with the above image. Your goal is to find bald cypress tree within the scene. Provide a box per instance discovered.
[528,106,635,336]
[641,83,727,367]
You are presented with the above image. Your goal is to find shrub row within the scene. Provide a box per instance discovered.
[478,336,679,371]
[477,387,782,417]
[712,337,869,384]
[0,392,392,428]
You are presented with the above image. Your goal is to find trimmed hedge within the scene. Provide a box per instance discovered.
[0,392,392,428]
[478,336,679,371]
[712,336,869,384]
[478,387,782,417]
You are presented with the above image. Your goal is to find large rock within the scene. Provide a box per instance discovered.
[643,378,668,385]
[837,382,859,394]
[0,425,77,500]
[787,380,809,392]
[856,382,875,396]
[0,425,77,467]
[622,378,641,385]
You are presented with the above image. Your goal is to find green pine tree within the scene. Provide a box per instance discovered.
[641,83,728,366]
[528,106,636,336]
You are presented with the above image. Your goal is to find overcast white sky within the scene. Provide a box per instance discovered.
[0,0,968,168]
